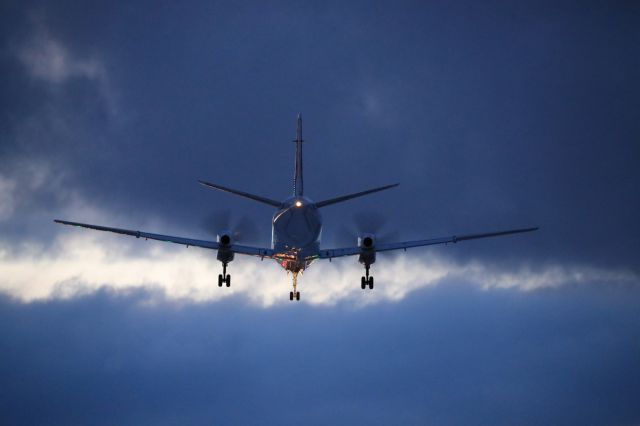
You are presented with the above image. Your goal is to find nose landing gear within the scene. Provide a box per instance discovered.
[218,262,231,287]
[289,271,301,301]
[361,264,374,290]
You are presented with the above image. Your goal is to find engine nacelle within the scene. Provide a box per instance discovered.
[358,234,375,249]
[357,233,376,266]
[216,230,235,263]
[217,232,232,245]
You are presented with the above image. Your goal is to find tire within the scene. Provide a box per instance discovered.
[361,276,366,290]
[226,274,231,287]
[296,292,300,301]
[369,277,374,289]
[289,291,293,301]
[218,274,223,287]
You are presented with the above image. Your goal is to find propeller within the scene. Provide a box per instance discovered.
[201,208,260,245]
[333,210,398,247]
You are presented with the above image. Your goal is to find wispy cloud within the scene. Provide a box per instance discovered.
[14,16,119,116]
[355,86,400,126]
[0,160,70,223]
[17,33,104,84]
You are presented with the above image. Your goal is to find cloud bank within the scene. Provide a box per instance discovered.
[1,229,636,307]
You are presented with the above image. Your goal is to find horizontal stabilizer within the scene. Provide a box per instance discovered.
[198,180,281,207]
[315,183,399,208]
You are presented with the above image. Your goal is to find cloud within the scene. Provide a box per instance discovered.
[17,33,104,84]
[6,160,615,308]
[14,17,119,116]
[352,84,402,127]
[0,162,55,223]
[0,160,71,224]
[1,228,636,306]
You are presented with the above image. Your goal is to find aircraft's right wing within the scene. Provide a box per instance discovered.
[54,220,276,258]
[318,227,538,259]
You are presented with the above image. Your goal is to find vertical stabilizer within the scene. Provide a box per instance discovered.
[293,113,304,197]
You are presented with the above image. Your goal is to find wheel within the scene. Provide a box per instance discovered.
[369,276,374,289]
[361,276,366,290]
[289,291,293,301]
[225,274,231,287]
[296,291,300,301]
[218,274,223,287]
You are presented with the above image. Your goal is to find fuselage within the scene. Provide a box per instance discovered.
[271,196,322,272]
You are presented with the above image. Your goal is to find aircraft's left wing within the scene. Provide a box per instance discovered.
[318,227,538,259]
[54,220,276,258]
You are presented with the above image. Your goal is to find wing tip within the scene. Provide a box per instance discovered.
[54,219,80,227]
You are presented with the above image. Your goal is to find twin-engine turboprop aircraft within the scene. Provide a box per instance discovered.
[55,115,537,301]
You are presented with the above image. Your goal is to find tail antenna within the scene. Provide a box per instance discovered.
[296,113,303,144]
[293,113,304,197]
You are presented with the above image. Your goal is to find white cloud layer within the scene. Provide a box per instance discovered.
[1,231,636,307]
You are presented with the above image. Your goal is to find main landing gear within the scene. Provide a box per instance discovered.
[361,264,374,290]
[289,271,301,301]
[289,291,300,301]
[218,262,231,287]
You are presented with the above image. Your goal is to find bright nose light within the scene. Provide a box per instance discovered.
[295,200,302,207]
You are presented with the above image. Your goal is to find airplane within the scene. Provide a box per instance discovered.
[55,114,538,301]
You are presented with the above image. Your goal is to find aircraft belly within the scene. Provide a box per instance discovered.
[272,205,321,272]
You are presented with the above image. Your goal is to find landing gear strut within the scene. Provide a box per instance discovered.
[218,262,231,287]
[361,264,374,290]
[289,271,301,301]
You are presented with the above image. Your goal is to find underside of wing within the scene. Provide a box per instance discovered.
[54,220,276,258]
[318,227,538,259]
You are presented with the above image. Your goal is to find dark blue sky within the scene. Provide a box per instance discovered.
[1,0,639,424]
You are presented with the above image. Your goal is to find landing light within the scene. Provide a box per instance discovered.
[295,200,302,207]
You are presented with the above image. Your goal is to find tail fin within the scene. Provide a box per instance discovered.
[293,113,304,197]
